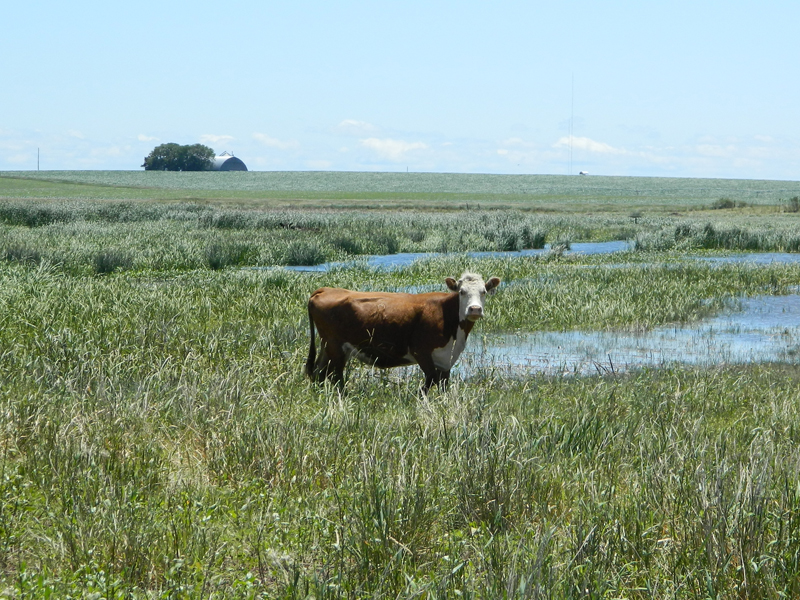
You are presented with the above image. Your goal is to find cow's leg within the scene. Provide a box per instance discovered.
[415,354,450,393]
[422,370,449,393]
[314,340,347,386]
[306,307,318,380]
[311,343,330,381]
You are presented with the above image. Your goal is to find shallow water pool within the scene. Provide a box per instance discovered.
[460,292,800,377]
[285,240,633,272]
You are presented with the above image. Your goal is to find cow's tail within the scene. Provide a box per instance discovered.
[305,304,316,379]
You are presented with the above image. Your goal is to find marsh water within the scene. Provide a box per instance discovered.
[460,292,800,378]
[285,240,633,272]
[285,242,800,273]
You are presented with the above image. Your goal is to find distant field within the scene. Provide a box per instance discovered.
[6,177,800,596]
[2,170,799,211]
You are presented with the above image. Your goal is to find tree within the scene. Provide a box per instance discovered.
[141,143,181,171]
[142,143,215,171]
[180,144,216,171]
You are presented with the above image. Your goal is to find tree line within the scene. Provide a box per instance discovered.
[142,143,215,171]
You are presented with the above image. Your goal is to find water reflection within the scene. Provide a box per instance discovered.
[702,252,800,265]
[461,293,800,377]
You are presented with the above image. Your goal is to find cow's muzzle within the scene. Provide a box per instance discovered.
[466,305,484,321]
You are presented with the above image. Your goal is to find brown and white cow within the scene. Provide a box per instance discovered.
[305,272,501,391]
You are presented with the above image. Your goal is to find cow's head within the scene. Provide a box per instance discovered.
[446,272,501,322]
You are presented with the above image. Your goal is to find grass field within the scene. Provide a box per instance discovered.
[3,171,800,212]
[2,172,800,598]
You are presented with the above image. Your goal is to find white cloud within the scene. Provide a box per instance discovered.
[307,159,333,170]
[554,136,626,155]
[496,137,538,156]
[90,146,127,158]
[138,134,158,142]
[360,137,428,161]
[252,132,299,149]
[200,134,235,146]
[67,130,85,139]
[335,119,378,136]
[696,144,737,158]
[500,137,531,147]
[0,139,27,152]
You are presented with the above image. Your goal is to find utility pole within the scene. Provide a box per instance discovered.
[569,74,574,175]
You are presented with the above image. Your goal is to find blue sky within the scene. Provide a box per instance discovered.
[2,0,799,179]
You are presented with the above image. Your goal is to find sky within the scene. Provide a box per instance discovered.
[2,0,799,179]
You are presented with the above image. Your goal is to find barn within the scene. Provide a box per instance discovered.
[212,151,248,171]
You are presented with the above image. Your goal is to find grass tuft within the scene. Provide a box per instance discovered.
[3,244,42,264]
[93,249,133,274]
[282,240,326,266]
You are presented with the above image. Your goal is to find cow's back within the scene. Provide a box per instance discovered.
[308,287,456,351]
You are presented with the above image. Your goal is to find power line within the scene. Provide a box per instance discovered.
[569,74,574,175]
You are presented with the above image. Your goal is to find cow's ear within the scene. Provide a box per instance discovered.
[445,277,459,291]
[485,277,501,294]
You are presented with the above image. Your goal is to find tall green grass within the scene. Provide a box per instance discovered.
[636,219,800,252]
[6,200,800,279]
[2,267,800,598]
[3,198,800,597]
[1,201,622,273]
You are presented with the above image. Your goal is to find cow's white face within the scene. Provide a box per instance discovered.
[445,272,501,322]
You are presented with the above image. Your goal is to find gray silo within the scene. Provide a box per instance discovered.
[212,151,248,171]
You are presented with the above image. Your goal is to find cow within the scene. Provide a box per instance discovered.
[305,272,501,391]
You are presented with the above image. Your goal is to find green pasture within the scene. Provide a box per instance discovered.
[3,170,800,212]
[2,174,800,597]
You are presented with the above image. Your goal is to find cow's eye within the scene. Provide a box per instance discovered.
[460,289,466,295]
